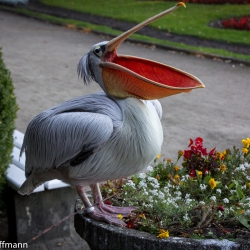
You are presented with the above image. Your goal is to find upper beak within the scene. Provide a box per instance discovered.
[100,2,205,100]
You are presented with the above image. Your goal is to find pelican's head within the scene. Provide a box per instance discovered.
[78,2,205,100]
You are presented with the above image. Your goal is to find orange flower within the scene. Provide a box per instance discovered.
[174,166,180,171]
[174,174,180,181]
[156,174,160,180]
[220,164,227,172]
[178,150,184,156]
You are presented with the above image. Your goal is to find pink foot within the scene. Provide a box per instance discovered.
[86,206,127,226]
[98,203,137,217]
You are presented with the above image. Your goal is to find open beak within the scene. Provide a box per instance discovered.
[99,2,205,100]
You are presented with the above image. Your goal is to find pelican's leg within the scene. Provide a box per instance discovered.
[90,183,137,216]
[76,185,127,227]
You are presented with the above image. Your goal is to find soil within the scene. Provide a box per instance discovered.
[16,1,250,56]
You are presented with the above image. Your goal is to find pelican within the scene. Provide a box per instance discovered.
[19,2,204,226]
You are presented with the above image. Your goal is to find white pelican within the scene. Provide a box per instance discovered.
[19,2,204,226]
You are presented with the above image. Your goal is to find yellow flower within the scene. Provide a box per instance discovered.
[197,171,202,176]
[167,174,172,179]
[174,166,180,171]
[242,138,250,148]
[156,174,160,180]
[178,150,184,156]
[174,174,180,181]
[209,178,216,189]
[139,213,146,219]
[156,154,161,159]
[117,214,123,220]
[220,164,227,172]
[239,210,245,214]
[242,148,249,154]
[247,182,250,188]
[157,229,169,238]
[167,158,171,163]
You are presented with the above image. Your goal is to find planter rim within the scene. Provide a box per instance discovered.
[74,200,250,250]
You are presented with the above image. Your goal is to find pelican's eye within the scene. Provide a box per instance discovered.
[93,45,103,58]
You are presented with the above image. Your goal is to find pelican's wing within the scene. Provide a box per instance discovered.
[21,92,122,177]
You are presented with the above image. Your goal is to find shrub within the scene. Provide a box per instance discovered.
[0,48,18,210]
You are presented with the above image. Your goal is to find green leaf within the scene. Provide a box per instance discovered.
[238,215,250,229]
[228,182,235,190]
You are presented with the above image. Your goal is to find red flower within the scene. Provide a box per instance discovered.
[195,137,203,147]
[208,147,216,156]
[217,205,225,212]
[188,139,194,147]
[184,150,192,159]
[127,221,134,229]
[105,200,112,205]
[189,169,196,178]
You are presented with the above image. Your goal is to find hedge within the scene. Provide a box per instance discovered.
[0,48,18,187]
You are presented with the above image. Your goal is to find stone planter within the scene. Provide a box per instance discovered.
[74,200,250,250]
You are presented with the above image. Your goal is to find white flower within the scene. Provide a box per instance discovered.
[216,189,222,194]
[147,166,154,172]
[210,196,216,202]
[244,162,250,168]
[125,180,136,188]
[199,201,205,205]
[138,180,147,189]
[185,193,190,199]
[158,191,165,199]
[245,209,250,216]
[218,211,223,218]
[200,184,207,191]
[174,191,182,197]
[150,189,158,196]
[186,198,193,204]
[223,198,229,203]
[138,173,147,179]
[183,213,189,221]
[235,164,245,171]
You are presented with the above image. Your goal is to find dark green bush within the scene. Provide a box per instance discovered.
[0,48,18,195]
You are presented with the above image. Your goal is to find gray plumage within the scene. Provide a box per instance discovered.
[19,90,163,194]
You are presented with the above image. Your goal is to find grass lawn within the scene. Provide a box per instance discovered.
[40,0,250,45]
[1,0,249,62]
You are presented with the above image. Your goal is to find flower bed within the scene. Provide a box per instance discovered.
[101,137,250,240]
[162,0,250,4]
[222,16,250,30]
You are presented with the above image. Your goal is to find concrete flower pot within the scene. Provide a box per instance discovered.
[74,200,250,250]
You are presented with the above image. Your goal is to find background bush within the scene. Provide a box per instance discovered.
[0,48,18,211]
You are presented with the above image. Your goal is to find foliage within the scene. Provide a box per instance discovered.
[222,16,250,30]
[0,48,18,212]
[101,137,250,239]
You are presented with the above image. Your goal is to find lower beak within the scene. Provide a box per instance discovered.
[100,55,204,100]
